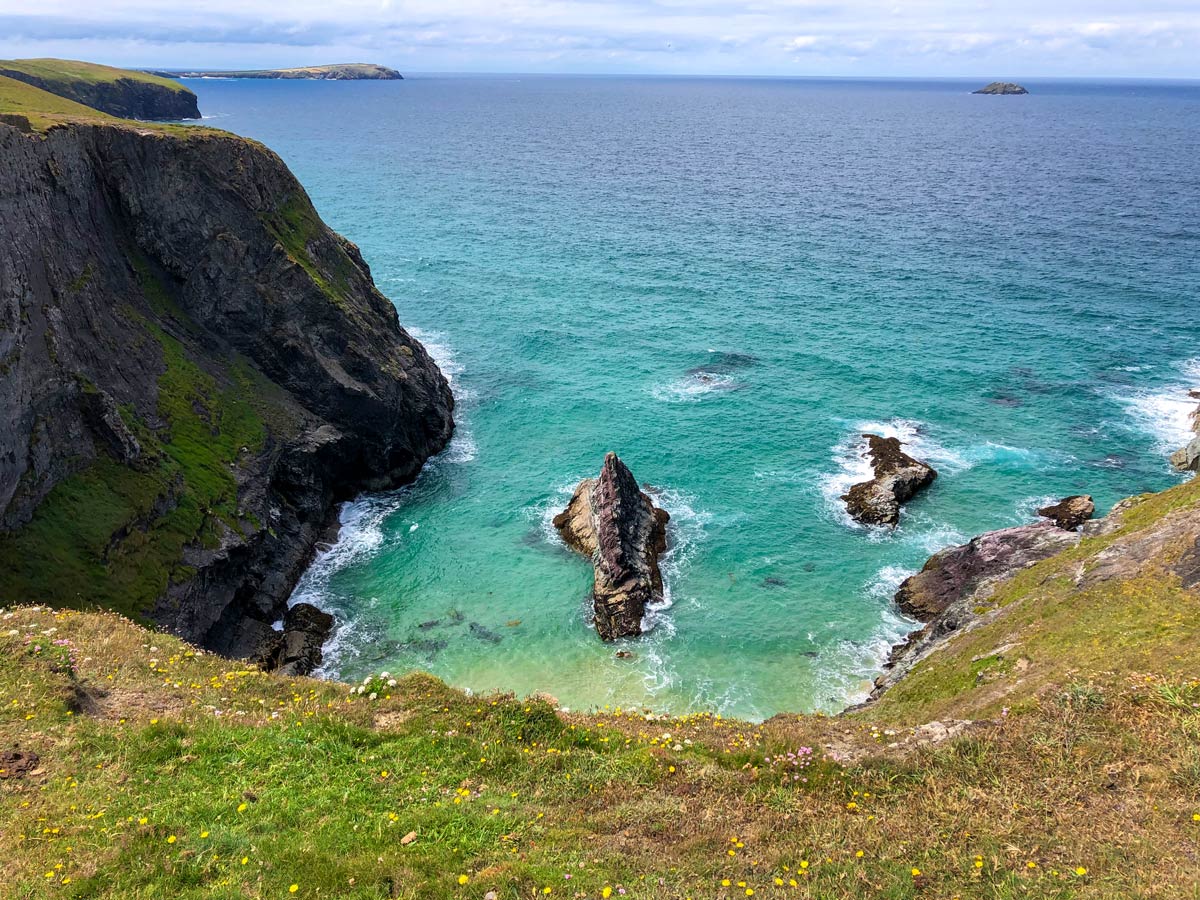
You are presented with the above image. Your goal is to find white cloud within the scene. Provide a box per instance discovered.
[0,0,1198,76]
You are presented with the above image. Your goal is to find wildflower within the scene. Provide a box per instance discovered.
[167,835,176,844]
[238,803,248,812]
[855,851,863,858]
[603,889,613,898]
[543,888,552,895]
[721,880,730,887]
[1075,867,1087,876]
[241,857,249,865]
[200,831,209,838]
[289,886,298,894]
[458,875,469,885]
[911,868,921,877]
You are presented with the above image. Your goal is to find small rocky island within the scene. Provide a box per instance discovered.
[842,434,937,527]
[973,81,1029,95]
[553,453,670,641]
[155,64,403,81]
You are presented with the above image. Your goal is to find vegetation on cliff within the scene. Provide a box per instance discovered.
[0,75,453,662]
[2,473,1198,898]
[0,59,199,119]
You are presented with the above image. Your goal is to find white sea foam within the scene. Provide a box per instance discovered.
[819,417,969,534]
[1115,357,1200,458]
[650,371,739,403]
[408,326,476,463]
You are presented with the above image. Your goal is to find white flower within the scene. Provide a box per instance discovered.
[387,679,397,687]
[368,692,378,700]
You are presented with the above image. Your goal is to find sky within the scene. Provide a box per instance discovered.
[1,0,1199,78]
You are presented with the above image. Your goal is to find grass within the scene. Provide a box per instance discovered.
[0,58,192,94]
[261,193,360,311]
[2,464,1199,899]
[0,74,113,130]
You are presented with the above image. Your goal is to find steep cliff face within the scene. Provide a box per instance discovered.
[0,120,453,659]
[0,61,200,120]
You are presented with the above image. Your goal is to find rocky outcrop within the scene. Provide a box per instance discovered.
[1037,495,1095,531]
[553,453,670,641]
[0,66,199,119]
[973,82,1029,95]
[842,435,936,526]
[871,522,1080,696]
[256,603,335,676]
[1170,393,1200,473]
[0,119,454,664]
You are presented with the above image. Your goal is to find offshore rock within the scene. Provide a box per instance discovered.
[973,82,1029,95]
[0,119,454,660]
[1037,495,1095,531]
[553,453,670,641]
[842,434,937,526]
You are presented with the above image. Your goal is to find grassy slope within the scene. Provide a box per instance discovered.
[2,478,1199,899]
[0,74,113,130]
[0,59,192,94]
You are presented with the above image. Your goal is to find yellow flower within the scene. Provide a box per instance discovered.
[746,890,754,897]
[721,880,730,887]
[855,851,864,858]
[668,765,676,773]
[200,831,209,838]
[602,888,613,899]
[543,888,552,895]
[167,835,176,844]
[150,718,159,725]
[1027,861,1037,869]
[138,817,148,825]
[1075,867,1087,876]
[911,868,921,877]
[237,803,248,812]
[289,886,298,894]
[1193,813,1200,822]
[241,857,249,865]
[457,875,469,885]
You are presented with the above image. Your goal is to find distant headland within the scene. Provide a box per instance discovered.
[973,81,1028,95]
[148,63,403,81]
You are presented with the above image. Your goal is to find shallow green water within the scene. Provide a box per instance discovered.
[190,75,1200,718]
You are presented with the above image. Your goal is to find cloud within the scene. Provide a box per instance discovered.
[0,0,1198,76]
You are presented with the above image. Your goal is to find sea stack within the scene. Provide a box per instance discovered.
[553,453,670,641]
[842,434,937,527]
[973,82,1029,95]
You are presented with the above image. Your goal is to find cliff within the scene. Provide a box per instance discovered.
[0,58,200,120]
[0,84,453,661]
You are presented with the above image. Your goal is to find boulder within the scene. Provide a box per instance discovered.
[1037,495,1095,531]
[1170,396,1200,473]
[973,82,1029,95]
[553,453,670,641]
[842,434,937,527]
[257,603,335,676]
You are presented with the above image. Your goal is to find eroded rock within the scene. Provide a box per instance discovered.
[1037,495,1095,531]
[973,82,1029,95]
[842,434,936,526]
[553,453,670,641]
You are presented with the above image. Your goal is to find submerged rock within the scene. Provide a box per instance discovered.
[1037,495,1096,531]
[553,452,670,641]
[973,82,1029,95]
[842,435,937,527]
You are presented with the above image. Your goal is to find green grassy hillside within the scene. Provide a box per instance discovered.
[0,58,199,120]
[0,73,113,130]
[0,59,189,93]
[3,475,1199,898]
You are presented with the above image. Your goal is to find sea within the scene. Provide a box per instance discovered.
[184,74,1200,719]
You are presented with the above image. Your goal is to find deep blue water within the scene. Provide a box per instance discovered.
[186,75,1199,718]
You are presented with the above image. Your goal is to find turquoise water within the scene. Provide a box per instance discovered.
[189,75,1199,718]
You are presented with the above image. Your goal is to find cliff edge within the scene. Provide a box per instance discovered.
[0,81,453,661]
[0,58,200,120]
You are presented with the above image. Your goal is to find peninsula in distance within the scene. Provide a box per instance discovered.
[149,63,403,80]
